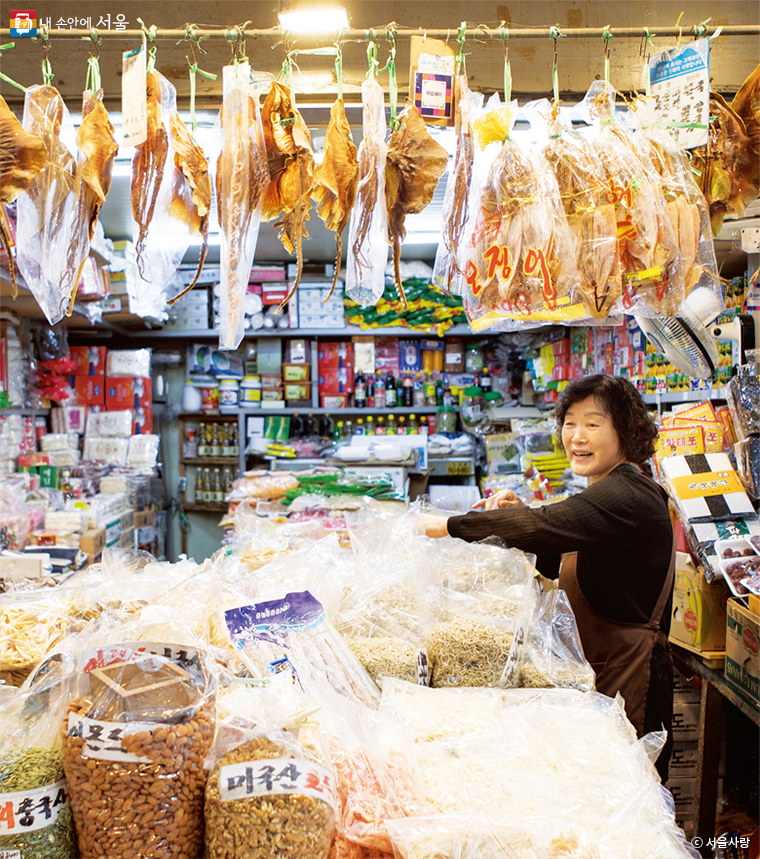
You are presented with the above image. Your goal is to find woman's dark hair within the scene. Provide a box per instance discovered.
[555,374,658,465]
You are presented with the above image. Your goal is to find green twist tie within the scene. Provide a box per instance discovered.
[602,25,613,83]
[0,43,26,91]
[85,54,101,92]
[384,26,398,130]
[365,32,379,81]
[456,22,467,76]
[189,63,217,133]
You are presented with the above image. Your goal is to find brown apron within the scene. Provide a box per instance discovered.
[558,538,675,736]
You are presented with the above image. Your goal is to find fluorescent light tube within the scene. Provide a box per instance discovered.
[278,6,349,34]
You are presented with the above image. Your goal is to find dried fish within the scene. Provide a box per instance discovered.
[311,98,358,300]
[346,79,389,307]
[0,94,47,297]
[261,82,315,307]
[731,64,760,150]
[385,105,448,306]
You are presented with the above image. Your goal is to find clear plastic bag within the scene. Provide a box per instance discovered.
[345,79,389,306]
[217,62,269,350]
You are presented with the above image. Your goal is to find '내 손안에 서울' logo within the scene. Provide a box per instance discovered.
[10,9,37,36]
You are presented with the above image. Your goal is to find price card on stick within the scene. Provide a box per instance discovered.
[648,39,710,150]
[122,43,147,147]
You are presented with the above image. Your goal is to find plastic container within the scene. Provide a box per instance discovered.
[465,343,484,373]
[485,390,505,409]
[219,379,240,412]
[240,376,262,409]
[182,380,202,412]
[461,385,484,427]
[198,380,220,413]
[444,338,464,373]
[437,405,457,434]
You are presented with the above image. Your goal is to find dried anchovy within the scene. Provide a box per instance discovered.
[428,616,514,688]
[0,747,76,859]
[347,637,418,686]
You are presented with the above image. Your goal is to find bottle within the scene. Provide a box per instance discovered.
[221,423,232,456]
[222,467,234,494]
[402,371,413,407]
[376,416,386,436]
[231,424,240,457]
[60,469,73,501]
[419,416,429,436]
[198,422,207,457]
[355,418,365,435]
[409,414,417,434]
[204,422,214,456]
[425,376,437,406]
[198,468,209,502]
[304,413,316,436]
[335,420,344,440]
[443,385,454,408]
[413,372,426,407]
[355,373,366,408]
[291,413,304,439]
[319,414,334,438]
[366,416,375,435]
[435,377,444,406]
[182,380,202,411]
[344,419,353,437]
[397,416,406,435]
[387,414,397,435]
[366,374,375,409]
[213,467,223,503]
[385,372,397,408]
[211,423,221,456]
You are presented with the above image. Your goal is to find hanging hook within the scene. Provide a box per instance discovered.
[601,25,613,83]
[498,22,511,104]
[334,37,344,102]
[179,23,209,59]
[365,29,379,81]
[640,27,655,96]
[384,23,398,130]
[83,27,101,60]
[137,18,158,73]
[675,12,684,49]
[693,17,710,39]
[35,24,54,86]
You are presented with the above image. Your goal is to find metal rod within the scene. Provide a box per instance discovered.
[0,24,758,41]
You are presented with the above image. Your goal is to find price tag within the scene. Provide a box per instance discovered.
[67,714,154,762]
[416,648,430,686]
[0,850,22,859]
[219,759,336,809]
[122,43,147,147]
[500,622,526,685]
[447,461,471,476]
[649,39,710,150]
[0,781,68,835]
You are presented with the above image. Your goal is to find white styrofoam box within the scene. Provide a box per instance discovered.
[106,349,152,378]
[127,434,159,467]
[669,742,699,777]
[87,411,133,438]
[428,484,482,513]
[45,509,88,533]
[40,433,79,452]
[51,449,81,467]
[672,701,701,742]
[83,436,129,466]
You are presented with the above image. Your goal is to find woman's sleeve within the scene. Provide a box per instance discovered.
[447,474,642,556]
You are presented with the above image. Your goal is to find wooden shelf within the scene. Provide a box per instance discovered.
[179,412,239,421]
[183,503,228,513]
[181,457,239,465]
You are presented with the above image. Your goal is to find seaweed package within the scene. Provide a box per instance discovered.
[62,640,216,859]
[0,679,76,859]
[462,101,579,332]
[629,95,721,301]
[205,681,336,859]
[582,80,684,317]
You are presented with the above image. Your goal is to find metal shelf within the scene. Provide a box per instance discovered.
[641,388,728,405]
[0,407,51,415]
[179,412,239,421]
[183,503,227,513]
[181,457,239,465]
[149,324,475,339]
[245,406,442,416]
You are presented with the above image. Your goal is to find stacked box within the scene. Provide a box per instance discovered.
[297,282,345,329]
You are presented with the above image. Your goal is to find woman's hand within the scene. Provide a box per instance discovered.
[415,514,450,539]
[472,489,525,511]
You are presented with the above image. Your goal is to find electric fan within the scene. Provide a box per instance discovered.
[634,287,754,380]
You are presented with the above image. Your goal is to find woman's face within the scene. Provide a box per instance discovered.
[561,396,626,484]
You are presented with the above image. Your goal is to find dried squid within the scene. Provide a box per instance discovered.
[583,81,683,316]
[261,82,315,307]
[691,86,760,237]
[14,85,79,323]
[346,79,389,306]
[540,102,622,319]
[385,105,448,307]
[462,102,578,328]
[216,62,269,350]
[432,75,480,296]
[311,98,358,300]
[731,64,760,150]
[167,112,212,303]
[0,94,46,297]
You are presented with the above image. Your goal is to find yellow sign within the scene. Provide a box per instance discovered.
[671,470,745,500]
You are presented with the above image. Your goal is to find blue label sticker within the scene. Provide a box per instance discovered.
[225,591,325,647]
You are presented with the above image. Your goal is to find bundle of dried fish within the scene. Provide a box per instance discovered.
[540,102,622,318]
[691,87,760,237]
[731,64,760,150]
[583,81,683,316]
[261,82,315,307]
[167,112,211,303]
[386,106,448,306]
[433,76,480,295]
[217,63,269,350]
[346,79,389,306]
[0,95,46,296]
[311,98,358,300]
[15,85,80,323]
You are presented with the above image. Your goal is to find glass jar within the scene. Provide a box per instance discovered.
[436,406,457,434]
[485,390,505,409]
[444,338,464,373]
[465,344,484,374]
[461,385,484,427]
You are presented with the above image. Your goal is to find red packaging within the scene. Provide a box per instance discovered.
[74,376,106,406]
[134,406,153,434]
[70,346,107,376]
[317,342,353,369]
[106,377,152,411]
[18,453,51,467]
[552,339,571,357]
[318,367,354,393]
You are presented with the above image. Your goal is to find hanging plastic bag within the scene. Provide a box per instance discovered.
[432,77,482,295]
[15,85,80,324]
[0,679,76,859]
[62,638,215,859]
[629,95,722,301]
[217,62,269,350]
[581,80,684,317]
[345,79,389,306]
[461,101,579,332]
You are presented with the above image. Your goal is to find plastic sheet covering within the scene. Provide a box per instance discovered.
[345,79,389,306]
[226,468,300,503]
[15,85,81,324]
[128,72,192,321]
[217,62,269,351]
[0,676,76,858]
[62,637,215,859]
[726,366,760,438]
[582,81,684,317]
[380,682,699,859]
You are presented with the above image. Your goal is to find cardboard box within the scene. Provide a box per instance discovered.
[284,383,310,401]
[106,377,152,411]
[80,527,106,557]
[70,346,106,376]
[283,364,310,382]
[134,511,154,530]
[669,552,730,652]
[318,366,353,394]
[135,526,156,551]
[317,342,353,369]
[38,465,60,489]
[725,599,760,706]
[74,375,106,406]
[669,742,699,777]
[104,516,122,547]
[285,339,310,364]
[667,777,696,822]
[672,701,701,741]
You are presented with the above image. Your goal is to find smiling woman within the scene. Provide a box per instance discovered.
[419,374,676,782]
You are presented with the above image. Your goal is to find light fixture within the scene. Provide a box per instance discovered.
[278,5,349,35]
[404,233,441,245]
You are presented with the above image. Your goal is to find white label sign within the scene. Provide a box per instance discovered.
[649,39,710,150]
[122,44,147,147]
[421,79,447,111]
[0,851,22,858]
[219,759,336,810]
[418,52,455,74]
[0,781,68,835]
[67,713,155,762]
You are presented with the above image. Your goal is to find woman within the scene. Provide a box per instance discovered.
[420,374,675,780]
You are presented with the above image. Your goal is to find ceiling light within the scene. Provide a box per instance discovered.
[278,6,349,34]
[404,233,441,245]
